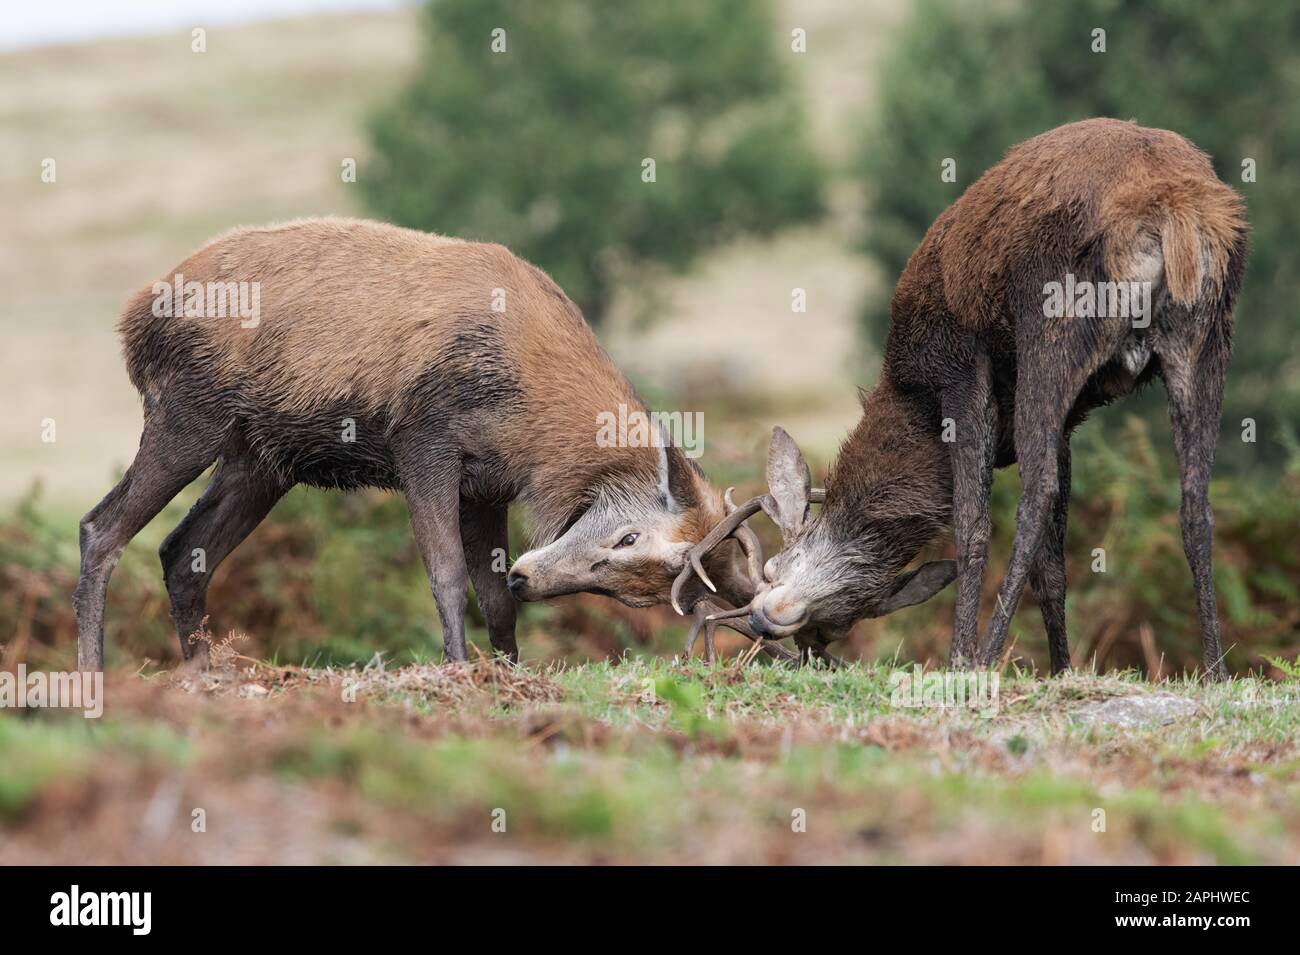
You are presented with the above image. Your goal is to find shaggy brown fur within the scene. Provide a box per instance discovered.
[118,219,677,536]
[78,218,740,670]
[750,119,1248,679]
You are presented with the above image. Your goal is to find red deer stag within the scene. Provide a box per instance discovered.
[75,218,786,670]
[678,119,1248,679]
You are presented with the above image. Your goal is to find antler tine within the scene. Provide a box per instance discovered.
[684,598,799,665]
[731,522,765,585]
[686,597,795,665]
[723,488,766,585]
[670,493,768,615]
[705,605,749,621]
[709,610,800,665]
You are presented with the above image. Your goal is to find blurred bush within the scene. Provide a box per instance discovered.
[857,0,1300,472]
[360,0,824,323]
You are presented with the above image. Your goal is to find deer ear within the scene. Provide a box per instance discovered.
[875,560,957,615]
[656,437,698,514]
[763,426,811,543]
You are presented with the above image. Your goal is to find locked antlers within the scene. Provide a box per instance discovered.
[670,427,825,618]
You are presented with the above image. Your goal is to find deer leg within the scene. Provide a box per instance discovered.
[75,414,223,670]
[795,631,844,669]
[159,449,287,665]
[460,499,518,663]
[1158,320,1231,680]
[944,352,997,668]
[975,422,1062,668]
[975,307,1123,668]
[398,447,470,663]
[1027,442,1071,674]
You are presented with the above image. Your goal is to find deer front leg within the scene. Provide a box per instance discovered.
[975,297,1131,670]
[976,322,1111,668]
[944,352,997,668]
[794,631,844,669]
[460,499,519,663]
[399,445,471,663]
[1027,442,1072,674]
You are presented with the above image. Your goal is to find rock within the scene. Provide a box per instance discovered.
[1071,693,1198,728]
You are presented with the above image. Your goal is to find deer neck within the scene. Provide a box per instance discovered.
[824,376,952,573]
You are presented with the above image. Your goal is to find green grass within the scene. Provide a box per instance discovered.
[0,713,189,821]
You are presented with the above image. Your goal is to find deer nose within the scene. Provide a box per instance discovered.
[507,571,529,597]
[749,589,809,637]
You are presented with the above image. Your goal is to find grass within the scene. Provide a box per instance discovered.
[1,657,1296,863]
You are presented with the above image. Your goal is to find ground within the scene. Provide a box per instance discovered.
[2,656,1296,864]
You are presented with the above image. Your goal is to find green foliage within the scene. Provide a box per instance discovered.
[362,0,824,321]
[0,717,187,821]
[652,675,721,738]
[1266,656,1300,682]
[857,0,1300,470]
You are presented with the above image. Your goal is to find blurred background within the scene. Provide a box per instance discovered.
[2,0,1297,677]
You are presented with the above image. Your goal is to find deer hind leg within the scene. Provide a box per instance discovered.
[460,499,518,662]
[1156,315,1231,680]
[75,413,224,670]
[944,348,997,668]
[1027,442,1072,674]
[159,444,287,665]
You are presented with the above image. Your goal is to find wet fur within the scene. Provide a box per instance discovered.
[810,119,1248,676]
[77,218,729,669]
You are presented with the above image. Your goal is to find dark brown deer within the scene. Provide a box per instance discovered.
[75,218,784,671]
[679,119,1249,678]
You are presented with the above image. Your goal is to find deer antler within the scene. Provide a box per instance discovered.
[669,489,768,615]
[685,597,799,665]
[670,487,827,617]
[724,487,765,585]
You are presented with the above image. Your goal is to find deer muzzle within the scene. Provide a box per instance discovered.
[748,585,810,638]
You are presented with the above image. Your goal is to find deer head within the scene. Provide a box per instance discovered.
[674,426,956,645]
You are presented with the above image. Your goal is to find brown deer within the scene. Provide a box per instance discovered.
[678,119,1248,678]
[75,217,785,671]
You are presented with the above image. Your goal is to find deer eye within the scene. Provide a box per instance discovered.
[614,533,639,549]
